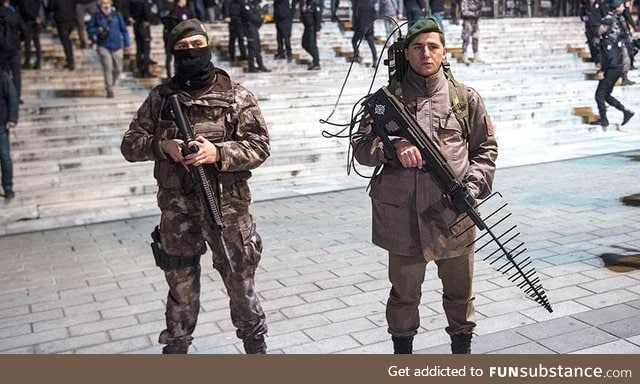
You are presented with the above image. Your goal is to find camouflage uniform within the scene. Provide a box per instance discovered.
[121,67,270,354]
[460,0,481,56]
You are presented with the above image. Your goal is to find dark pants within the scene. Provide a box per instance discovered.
[275,17,292,57]
[585,27,599,64]
[1,55,21,99]
[405,4,423,28]
[386,253,476,337]
[134,21,152,75]
[302,26,319,66]
[595,66,625,121]
[352,29,377,63]
[245,26,263,68]
[0,125,13,194]
[56,21,75,67]
[228,18,247,61]
[24,21,42,67]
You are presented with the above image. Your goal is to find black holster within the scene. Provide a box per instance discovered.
[151,226,201,271]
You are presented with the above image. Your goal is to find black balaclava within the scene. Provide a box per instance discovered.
[167,19,215,90]
[173,47,214,90]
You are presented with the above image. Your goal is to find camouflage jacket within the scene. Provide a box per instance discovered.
[121,68,270,215]
[461,0,482,19]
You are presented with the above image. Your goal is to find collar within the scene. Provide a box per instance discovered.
[403,65,446,100]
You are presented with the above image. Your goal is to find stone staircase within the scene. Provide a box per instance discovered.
[2,16,640,235]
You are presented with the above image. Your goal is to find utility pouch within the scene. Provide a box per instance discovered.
[151,226,201,271]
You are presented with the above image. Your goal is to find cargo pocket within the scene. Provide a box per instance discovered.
[438,116,466,161]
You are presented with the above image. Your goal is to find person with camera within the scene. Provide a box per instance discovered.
[87,0,130,98]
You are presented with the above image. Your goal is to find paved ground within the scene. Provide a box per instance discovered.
[1,150,640,354]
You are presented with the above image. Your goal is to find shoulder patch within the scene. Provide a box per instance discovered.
[485,116,494,136]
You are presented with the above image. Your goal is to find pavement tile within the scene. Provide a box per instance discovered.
[280,298,347,319]
[597,317,640,339]
[35,332,111,354]
[75,336,153,354]
[324,301,386,323]
[472,330,533,353]
[304,318,377,341]
[282,335,361,354]
[571,339,640,354]
[489,341,556,354]
[515,316,590,340]
[536,327,618,354]
[571,303,640,326]
[476,312,538,335]
[575,289,640,309]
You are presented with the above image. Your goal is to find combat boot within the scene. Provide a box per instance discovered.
[243,335,267,354]
[622,109,635,125]
[391,335,413,354]
[462,53,471,66]
[450,333,472,354]
[162,344,189,354]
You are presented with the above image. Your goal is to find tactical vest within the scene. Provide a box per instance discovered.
[388,61,471,139]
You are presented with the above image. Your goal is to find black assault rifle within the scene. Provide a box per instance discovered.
[167,94,234,273]
[362,87,553,313]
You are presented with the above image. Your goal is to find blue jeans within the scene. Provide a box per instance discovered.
[0,125,13,193]
[431,11,444,30]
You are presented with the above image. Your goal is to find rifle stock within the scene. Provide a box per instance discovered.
[167,94,234,273]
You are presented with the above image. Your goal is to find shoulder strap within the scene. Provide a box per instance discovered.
[442,61,470,139]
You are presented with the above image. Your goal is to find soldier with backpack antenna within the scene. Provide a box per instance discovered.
[351,17,498,354]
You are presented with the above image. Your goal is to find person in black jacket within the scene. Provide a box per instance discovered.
[223,0,247,62]
[300,0,321,70]
[352,0,377,64]
[48,0,77,70]
[15,0,44,69]
[241,0,270,73]
[160,0,192,78]
[590,0,634,129]
[582,0,604,65]
[129,0,156,77]
[273,0,292,62]
[0,71,18,199]
[0,0,27,99]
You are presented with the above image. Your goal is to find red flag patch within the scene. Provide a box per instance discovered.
[485,116,494,136]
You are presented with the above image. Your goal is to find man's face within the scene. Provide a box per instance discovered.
[100,0,112,11]
[404,32,447,77]
[616,3,625,13]
[173,35,208,51]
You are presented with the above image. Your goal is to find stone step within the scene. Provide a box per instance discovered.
[3,16,640,235]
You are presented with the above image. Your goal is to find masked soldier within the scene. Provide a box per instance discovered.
[590,0,635,129]
[352,18,497,354]
[121,19,270,354]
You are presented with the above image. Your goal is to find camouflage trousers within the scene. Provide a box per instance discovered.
[461,18,479,53]
[156,205,267,354]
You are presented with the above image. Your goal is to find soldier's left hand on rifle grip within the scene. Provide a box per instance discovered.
[161,138,189,170]
[394,139,423,168]
[184,135,220,167]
